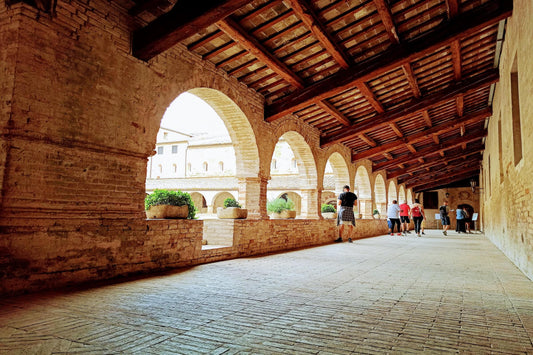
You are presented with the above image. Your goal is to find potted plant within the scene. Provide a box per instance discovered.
[267,198,296,219]
[217,198,248,219]
[373,209,380,219]
[321,204,337,219]
[145,189,196,219]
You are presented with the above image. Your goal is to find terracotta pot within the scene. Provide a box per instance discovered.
[146,205,189,219]
[217,207,248,219]
[270,210,297,219]
[322,212,337,219]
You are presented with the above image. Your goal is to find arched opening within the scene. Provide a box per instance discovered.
[190,192,208,214]
[354,166,372,218]
[321,191,337,206]
[407,189,414,204]
[458,203,475,232]
[388,181,398,204]
[278,192,302,216]
[374,174,387,215]
[268,131,318,218]
[398,185,406,203]
[325,152,350,194]
[212,192,237,212]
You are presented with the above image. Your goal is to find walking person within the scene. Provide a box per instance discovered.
[335,185,357,243]
[399,200,411,235]
[456,206,467,233]
[387,200,402,236]
[439,201,451,236]
[411,199,425,237]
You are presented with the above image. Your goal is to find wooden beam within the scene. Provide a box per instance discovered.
[265,0,513,121]
[383,152,393,160]
[388,148,484,179]
[406,144,417,153]
[411,170,480,192]
[316,100,351,126]
[439,151,445,157]
[373,0,400,44]
[357,83,385,113]
[422,110,432,127]
[129,0,172,17]
[372,129,487,171]
[217,18,305,89]
[451,40,462,81]
[433,135,440,144]
[418,158,425,164]
[402,161,480,186]
[322,71,497,147]
[460,124,466,136]
[351,108,490,161]
[403,63,422,98]
[446,0,460,19]
[359,133,377,147]
[456,94,464,116]
[389,122,404,138]
[132,0,251,61]
[284,0,351,69]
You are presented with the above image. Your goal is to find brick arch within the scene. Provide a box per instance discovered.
[388,180,398,203]
[355,166,372,200]
[398,185,406,203]
[325,152,350,194]
[406,189,414,204]
[212,191,237,211]
[187,88,260,178]
[190,192,207,213]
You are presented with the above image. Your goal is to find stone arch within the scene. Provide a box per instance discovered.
[324,152,350,194]
[388,180,398,203]
[374,174,387,215]
[398,185,406,203]
[276,191,302,216]
[186,88,260,178]
[407,189,414,204]
[190,192,207,214]
[321,191,337,206]
[212,191,237,211]
[355,166,372,218]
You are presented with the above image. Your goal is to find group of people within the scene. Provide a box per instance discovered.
[387,199,426,238]
[333,185,473,243]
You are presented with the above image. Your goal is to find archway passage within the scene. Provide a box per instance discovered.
[374,174,387,215]
[388,180,398,204]
[325,152,350,194]
[355,166,372,218]
[459,203,475,231]
[398,186,406,203]
[212,192,236,212]
[190,192,208,214]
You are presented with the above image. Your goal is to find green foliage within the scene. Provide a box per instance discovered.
[373,209,380,215]
[321,204,336,213]
[267,198,295,213]
[145,189,196,219]
[223,198,241,208]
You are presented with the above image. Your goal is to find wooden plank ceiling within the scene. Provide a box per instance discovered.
[131,0,513,192]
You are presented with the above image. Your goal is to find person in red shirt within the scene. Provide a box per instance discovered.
[399,200,411,235]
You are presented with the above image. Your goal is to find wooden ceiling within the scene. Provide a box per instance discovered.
[129,0,513,192]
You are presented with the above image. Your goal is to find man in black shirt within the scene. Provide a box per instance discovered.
[335,185,357,242]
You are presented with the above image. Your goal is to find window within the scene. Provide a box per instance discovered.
[163,132,168,139]
[172,145,178,154]
[272,159,277,170]
[187,163,191,172]
[157,146,163,155]
[218,161,224,172]
[511,55,522,165]
[424,191,438,209]
[202,162,208,172]
[158,164,162,173]
[291,158,297,169]
[172,164,177,173]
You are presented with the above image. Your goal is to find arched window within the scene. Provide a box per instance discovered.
[187,163,191,172]
[172,164,177,173]
[218,161,224,172]
[291,158,297,169]
[272,159,277,170]
[202,162,208,172]
[158,164,162,173]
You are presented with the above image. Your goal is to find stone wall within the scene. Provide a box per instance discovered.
[482,0,533,280]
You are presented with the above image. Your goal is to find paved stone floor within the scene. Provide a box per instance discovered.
[1,230,533,354]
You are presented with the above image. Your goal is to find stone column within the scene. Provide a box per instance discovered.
[378,202,388,217]
[238,176,269,219]
[300,188,320,219]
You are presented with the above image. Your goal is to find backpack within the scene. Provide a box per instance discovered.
[412,205,422,217]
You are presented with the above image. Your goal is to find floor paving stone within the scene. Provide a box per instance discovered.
[1,231,533,354]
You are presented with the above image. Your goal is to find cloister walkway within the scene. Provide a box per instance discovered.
[1,231,533,354]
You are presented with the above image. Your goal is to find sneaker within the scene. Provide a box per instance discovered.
[348,238,353,243]
[403,232,407,236]
[390,233,393,236]
[406,230,411,234]
[334,237,343,243]
[397,233,402,236]
[443,231,447,236]
[422,232,425,235]
[417,234,421,237]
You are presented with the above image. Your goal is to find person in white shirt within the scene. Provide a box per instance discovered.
[387,200,401,236]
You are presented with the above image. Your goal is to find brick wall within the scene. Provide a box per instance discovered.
[482,0,533,281]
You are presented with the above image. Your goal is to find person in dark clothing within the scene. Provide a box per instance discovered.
[335,185,357,243]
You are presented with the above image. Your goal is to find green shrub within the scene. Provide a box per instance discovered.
[373,209,380,215]
[321,204,336,213]
[145,189,196,219]
[223,198,241,208]
[267,198,295,213]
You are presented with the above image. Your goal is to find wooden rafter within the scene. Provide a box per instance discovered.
[422,110,432,127]
[404,163,480,188]
[265,0,513,121]
[217,18,305,89]
[373,0,400,44]
[321,70,498,147]
[351,108,490,161]
[411,170,480,192]
[359,133,377,147]
[129,0,172,16]
[406,144,417,153]
[358,83,385,113]
[456,94,464,116]
[284,0,351,69]
[389,122,404,138]
[372,129,487,172]
[450,40,462,80]
[402,63,421,98]
[388,148,484,179]
[446,0,460,19]
[316,100,351,126]
[132,0,250,61]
